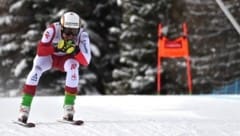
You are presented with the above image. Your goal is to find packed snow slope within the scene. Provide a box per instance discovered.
[1,95,240,136]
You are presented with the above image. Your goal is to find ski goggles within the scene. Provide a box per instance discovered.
[62,28,79,36]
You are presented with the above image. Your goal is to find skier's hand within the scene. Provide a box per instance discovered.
[57,40,76,54]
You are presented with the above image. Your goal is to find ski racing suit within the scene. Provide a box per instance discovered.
[22,22,91,101]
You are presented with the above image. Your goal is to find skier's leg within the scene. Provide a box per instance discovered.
[19,55,52,123]
[63,58,79,121]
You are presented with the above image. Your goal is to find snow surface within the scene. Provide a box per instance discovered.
[1,95,240,136]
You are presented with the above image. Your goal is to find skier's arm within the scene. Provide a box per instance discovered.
[74,32,91,66]
[37,26,55,56]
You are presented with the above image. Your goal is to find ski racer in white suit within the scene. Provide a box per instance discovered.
[18,11,91,123]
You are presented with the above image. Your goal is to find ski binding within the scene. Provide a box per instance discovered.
[57,119,84,126]
[13,120,35,128]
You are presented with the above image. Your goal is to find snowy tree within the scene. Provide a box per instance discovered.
[0,0,239,96]
[105,0,169,94]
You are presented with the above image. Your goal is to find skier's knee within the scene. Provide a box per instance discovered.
[64,59,79,71]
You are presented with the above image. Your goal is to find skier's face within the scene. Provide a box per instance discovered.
[62,33,74,40]
[62,27,79,40]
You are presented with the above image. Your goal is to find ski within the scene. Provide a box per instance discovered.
[13,119,84,127]
[13,120,36,128]
[57,119,84,126]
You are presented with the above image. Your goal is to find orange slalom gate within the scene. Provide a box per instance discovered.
[157,23,192,94]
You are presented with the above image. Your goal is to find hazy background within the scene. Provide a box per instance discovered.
[0,0,239,96]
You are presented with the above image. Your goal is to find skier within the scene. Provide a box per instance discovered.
[18,11,91,123]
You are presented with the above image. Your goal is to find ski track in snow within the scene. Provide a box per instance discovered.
[1,95,240,136]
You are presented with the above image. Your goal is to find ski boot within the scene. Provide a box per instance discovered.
[18,105,30,123]
[63,105,75,121]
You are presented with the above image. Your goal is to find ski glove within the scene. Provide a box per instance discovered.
[57,40,76,54]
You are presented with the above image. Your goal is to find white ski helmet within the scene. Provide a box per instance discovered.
[60,12,81,29]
